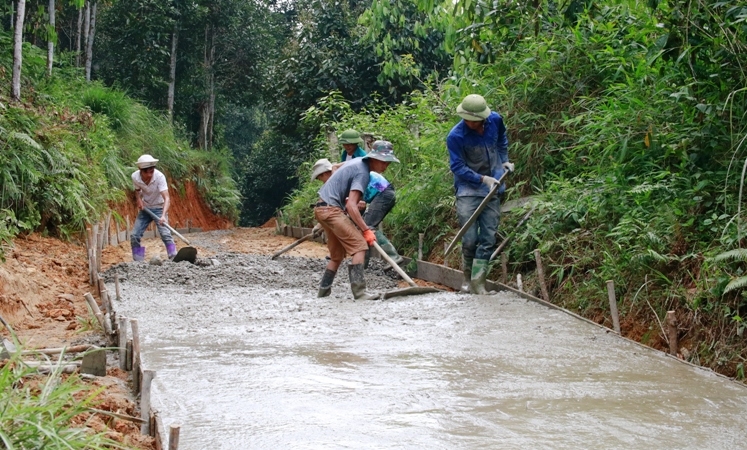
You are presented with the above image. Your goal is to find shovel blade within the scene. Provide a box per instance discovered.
[173,247,197,264]
[381,286,443,299]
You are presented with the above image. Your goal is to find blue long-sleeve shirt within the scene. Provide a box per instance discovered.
[446,111,509,197]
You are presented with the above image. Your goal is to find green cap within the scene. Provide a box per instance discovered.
[338,129,363,144]
[456,94,491,121]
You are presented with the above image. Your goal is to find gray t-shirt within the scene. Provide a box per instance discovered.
[318,158,370,210]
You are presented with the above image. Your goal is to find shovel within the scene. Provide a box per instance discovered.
[142,207,197,263]
[371,241,443,299]
[271,233,315,260]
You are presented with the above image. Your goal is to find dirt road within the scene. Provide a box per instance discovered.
[107,229,747,449]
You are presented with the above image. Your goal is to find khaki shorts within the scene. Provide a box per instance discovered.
[314,206,368,262]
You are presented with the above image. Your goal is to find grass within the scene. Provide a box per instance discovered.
[0,343,124,449]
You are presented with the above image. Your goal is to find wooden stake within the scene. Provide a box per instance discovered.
[606,280,621,334]
[534,249,550,302]
[131,318,141,394]
[418,233,424,261]
[443,242,449,268]
[118,316,128,370]
[96,221,103,272]
[126,215,131,241]
[125,339,133,371]
[114,272,121,301]
[501,253,508,285]
[101,288,110,314]
[104,212,112,247]
[169,424,181,450]
[517,274,523,292]
[666,311,678,356]
[140,369,155,435]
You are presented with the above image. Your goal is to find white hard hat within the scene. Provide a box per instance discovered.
[136,154,159,169]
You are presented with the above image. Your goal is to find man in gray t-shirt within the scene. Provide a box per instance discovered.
[313,141,400,300]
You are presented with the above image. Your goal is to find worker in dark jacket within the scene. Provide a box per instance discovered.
[446,94,514,294]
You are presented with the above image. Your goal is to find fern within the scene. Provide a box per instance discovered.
[724,276,747,294]
[709,249,747,263]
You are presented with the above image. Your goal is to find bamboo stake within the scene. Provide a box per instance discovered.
[114,272,121,301]
[501,253,508,284]
[96,221,104,272]
[125,339,133,371]
[126,215,131,241]
[443,242,449,268]
[534,249,550,302]
[666,311,678,356]
[606,280,621,334]
[418,233,424,261]
[118,316,128,370]
[84,293,106,332]
[140,370,155,435]
[22,344,92,355]
[169,424,181,450]
[131,318,141,394]
[517,274,523,292]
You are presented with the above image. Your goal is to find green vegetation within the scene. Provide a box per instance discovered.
[0,345,122,449]
[281,2,747,379]
[0,31,240,257]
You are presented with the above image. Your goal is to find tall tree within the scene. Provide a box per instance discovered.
[84,1,96,81]
[167,22,178,119]
[46,0,55,76]
[11,0,26,101]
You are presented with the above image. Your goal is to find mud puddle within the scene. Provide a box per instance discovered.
[107,253,747,449]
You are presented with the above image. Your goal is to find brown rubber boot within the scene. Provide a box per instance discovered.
[348,264,380,300]
[318,269,336,298]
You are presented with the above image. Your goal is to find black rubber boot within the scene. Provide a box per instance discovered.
[348,264,379,300]
[318,269,336,298]
[461,256,473,293]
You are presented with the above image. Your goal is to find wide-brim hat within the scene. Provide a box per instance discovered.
[363,140,400,163]
[311,158,333,181]
[136,154,159,169]
[338,129,364,144]
[456,94,491,121]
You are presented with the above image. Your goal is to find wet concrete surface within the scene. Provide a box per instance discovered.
[107,239,747,449]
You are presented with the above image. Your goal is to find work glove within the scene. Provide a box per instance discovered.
[311,223,323,237]
[363,229,376,246]
[502,161,515,172]
[481,175,500,189]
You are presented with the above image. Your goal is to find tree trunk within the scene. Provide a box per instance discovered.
[167,25,178,120]
[75,5,82,66]
[47,0,55,76]
[84,1,96,82]
[11,0,26,102]
[197,23,215,150]
[82,1,90,70]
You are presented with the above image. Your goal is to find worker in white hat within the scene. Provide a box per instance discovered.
[130,154,176,261]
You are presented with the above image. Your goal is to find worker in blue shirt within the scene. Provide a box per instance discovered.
[446,94,514,294]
